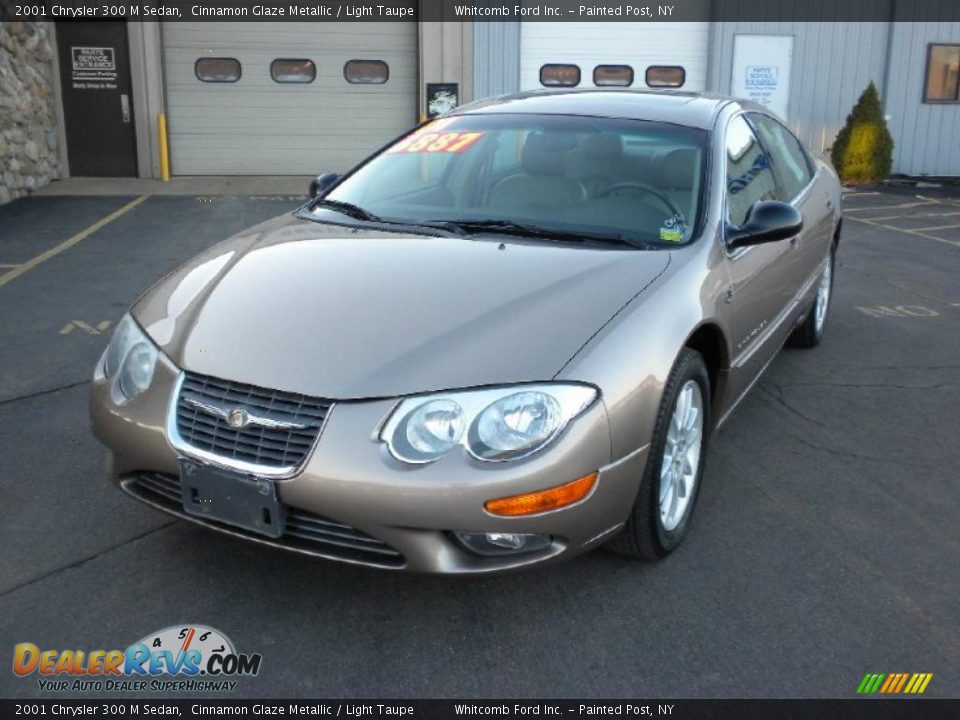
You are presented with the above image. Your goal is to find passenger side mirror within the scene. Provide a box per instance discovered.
[309,172,340,199]
[726,201,803,249]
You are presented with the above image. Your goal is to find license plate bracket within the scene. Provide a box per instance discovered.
[180,459,286,539]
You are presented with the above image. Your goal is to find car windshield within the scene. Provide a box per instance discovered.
[316,113,708,246]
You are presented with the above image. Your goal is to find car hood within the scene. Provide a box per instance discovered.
[134,217,669,399]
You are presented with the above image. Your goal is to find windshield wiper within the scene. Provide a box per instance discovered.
[426,219,660,250]
[312,198,381,223]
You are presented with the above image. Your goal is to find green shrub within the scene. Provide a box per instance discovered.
[831,82,894,184]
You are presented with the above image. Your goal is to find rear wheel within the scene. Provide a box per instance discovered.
[606,348,710,560]
[788,251,834,348]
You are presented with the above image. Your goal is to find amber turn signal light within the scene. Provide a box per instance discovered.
[484,472,598,517]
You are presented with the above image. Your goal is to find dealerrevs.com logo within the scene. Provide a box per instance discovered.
[13,624,261,693]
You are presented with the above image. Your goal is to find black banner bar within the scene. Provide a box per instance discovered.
[2,0,960,22]
[1,700,959,720]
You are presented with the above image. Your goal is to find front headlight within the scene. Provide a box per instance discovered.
[380,384,597,464]
[103,313,158,403]
[103,314,137,378]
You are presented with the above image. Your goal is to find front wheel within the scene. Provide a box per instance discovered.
[606,348,711,560]
[788,252,834,348]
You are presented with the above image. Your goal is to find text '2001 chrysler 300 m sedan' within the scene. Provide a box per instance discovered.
[90,90,842,573]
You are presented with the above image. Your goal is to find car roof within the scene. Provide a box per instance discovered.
[455,89,749,130]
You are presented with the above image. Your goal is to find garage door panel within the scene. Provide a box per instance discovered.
[520,19,709,92]
[162,22,416,175]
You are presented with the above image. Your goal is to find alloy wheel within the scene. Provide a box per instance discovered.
[659,379,704,532]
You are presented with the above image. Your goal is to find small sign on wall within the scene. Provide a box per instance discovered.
[70,46,118,90]
[426,83,459,119]
[731,35,793,121]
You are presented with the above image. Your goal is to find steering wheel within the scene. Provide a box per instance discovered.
[597,182,682,218]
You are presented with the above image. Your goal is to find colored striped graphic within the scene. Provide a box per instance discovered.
[857,672,933,694]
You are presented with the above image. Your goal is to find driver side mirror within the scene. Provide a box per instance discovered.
[309,172,340,199]
[726,201,802,250]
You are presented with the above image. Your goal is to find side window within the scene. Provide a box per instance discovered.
[749,114,814,200]
[725,116,778,226]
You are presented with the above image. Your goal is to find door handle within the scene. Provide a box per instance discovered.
[120,94,131,124]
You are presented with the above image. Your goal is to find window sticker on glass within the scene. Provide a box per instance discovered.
[659,212,688,242]
[386,130,486,155]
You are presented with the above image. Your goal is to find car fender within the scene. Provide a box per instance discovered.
[556,241,731,461]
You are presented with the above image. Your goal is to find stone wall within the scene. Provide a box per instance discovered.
[0,21,60,205]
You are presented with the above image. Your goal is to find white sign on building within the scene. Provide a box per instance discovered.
[731,35,794,121]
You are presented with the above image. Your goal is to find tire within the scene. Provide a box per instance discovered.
[788,250,834,349]
[606,348,711,561]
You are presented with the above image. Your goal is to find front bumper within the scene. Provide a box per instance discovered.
[90,355,649,574]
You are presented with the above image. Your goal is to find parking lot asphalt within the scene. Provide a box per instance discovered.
[0,189,958,699]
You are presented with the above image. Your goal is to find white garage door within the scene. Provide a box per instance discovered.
[520,20,709,93]
[162,22,417,175]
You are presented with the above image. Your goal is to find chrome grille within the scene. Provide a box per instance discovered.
[175,372,331,471]
[123,472,405,568]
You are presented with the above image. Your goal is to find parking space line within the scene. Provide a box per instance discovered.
[848,215,960,249]
[845,200,938,213]
[867,211,960,222]
[919,194,960,208]
[0,263,20,269]
[0,195,149,289]
[913,223,960,232]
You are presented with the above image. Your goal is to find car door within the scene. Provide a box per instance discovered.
[747,113,833,294]
[720,114,798,406]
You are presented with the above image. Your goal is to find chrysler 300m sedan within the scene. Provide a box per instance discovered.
[91,90,842,573]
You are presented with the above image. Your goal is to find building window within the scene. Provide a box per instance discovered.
[540,64,581,88]
[594,65,634,87]
[195,58,241,83]
[645,65,686,88]
[271,59,316,84]
[924,44,960,102]
[344,60,389,84]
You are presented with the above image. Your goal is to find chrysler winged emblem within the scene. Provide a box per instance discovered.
[227,408,250,428]
[183,396,309,431]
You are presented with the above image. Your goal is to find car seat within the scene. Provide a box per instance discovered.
[487,132,585,212]
[569,133,627,197]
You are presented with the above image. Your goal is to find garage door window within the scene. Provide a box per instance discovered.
[271,59,316,84]
[540,64,581,87]
[195,58,241,83]
[594,65,634,87]
[924,44,960,102]
[645,66,685,88]
[344,60,389,84]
